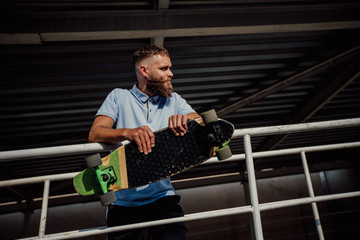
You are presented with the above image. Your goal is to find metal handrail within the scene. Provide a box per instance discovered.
[0,141,359,188]
[20,191,360,240]
[0,118,359,240]
[1,118,359,162]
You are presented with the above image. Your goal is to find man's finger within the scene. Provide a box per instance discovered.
[182,115,189,132]
[134,135,143,153]
[144,127,155,154]
[143,134,151,154]
[176,115,187,135]
[147,128,156,147]
[138,134,149,155]
[169,115,179,136]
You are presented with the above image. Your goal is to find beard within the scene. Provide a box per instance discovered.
[146,75,173,98]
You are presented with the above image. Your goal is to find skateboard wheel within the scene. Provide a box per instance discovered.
[100,191,116,206]
[85,153,102,168]
[216,145,232,161]
[201,109,218,124]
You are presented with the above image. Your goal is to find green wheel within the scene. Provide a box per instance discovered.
[100,191,116,206]
[201,109,218,124]
[216,145,232,161]
[85,153,102,168]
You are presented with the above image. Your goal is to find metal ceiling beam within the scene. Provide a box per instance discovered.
[150,0,170,47]
[1,3,360,44]
[1,21,360,45]
[2,3,359,32]
[257,57,360,152]
[217,45,360,117]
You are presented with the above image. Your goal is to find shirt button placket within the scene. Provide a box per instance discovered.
[147,100,153,123]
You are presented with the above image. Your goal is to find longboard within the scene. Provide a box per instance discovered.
[74,110,234,205]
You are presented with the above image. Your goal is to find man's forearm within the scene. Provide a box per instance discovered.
[88,126,129,144]
[89,125,155,155]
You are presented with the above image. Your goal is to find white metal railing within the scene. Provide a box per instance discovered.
[0,118,359,240]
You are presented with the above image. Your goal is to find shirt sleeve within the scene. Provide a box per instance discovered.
[175,93,196,115]
[96,89,121,122]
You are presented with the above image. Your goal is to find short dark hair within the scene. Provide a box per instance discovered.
[133,45,169,68]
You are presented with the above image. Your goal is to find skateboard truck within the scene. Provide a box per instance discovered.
[201,109,232,160]
[95,167,116,195]
[85,153,117,206]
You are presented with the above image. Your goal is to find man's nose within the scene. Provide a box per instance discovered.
[167,69,173,78]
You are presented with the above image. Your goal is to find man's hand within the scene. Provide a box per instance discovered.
[168,114,194,136]
[125,126,155,155]
[88,116,155,155]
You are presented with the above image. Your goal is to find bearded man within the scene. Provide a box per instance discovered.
[88,45,200,240]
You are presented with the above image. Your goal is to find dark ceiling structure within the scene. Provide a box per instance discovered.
[1,0,360,213]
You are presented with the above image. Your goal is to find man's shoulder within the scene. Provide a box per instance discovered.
[170,92,189,102]
[111,88,130,94]
[169,91,182,99]
[108,88,131,98]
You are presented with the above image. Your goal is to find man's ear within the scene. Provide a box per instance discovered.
[139,65,149,78]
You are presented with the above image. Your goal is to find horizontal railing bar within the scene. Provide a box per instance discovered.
[0,172,77,188]
[0,142,120,162]
[1,118,359,162]
[0,193,80,208]
[233,118,360,137]
[20,191,360,240]
[260,191,360,211]
[205,141,360,164]
[1,141,359,188]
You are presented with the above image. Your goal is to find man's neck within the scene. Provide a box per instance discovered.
[137,82,155,97]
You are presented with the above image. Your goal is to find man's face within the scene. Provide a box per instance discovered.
[146,54,174,98]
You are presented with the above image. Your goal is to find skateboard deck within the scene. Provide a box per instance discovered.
[74,113,234,205]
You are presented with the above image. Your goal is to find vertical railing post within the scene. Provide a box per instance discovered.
[244,134,264,240]
[300,151,325,240]
[39,179,50,238]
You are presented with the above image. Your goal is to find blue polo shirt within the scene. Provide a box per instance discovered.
[96,84,195,206]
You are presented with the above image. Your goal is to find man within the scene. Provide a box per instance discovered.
[88,45,200,240]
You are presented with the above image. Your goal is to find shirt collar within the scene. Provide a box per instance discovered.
[130,83,161,104]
